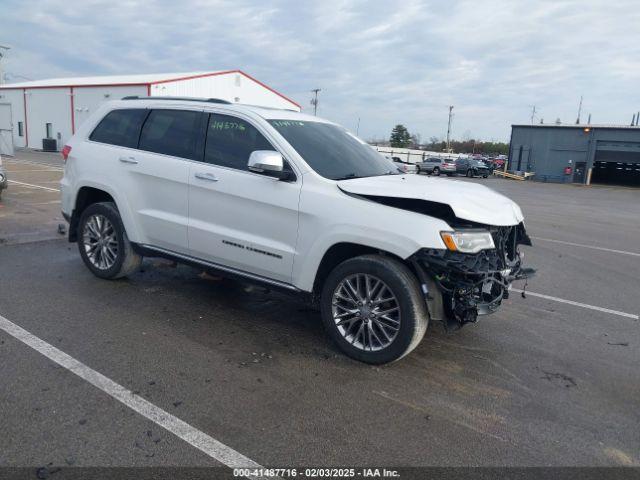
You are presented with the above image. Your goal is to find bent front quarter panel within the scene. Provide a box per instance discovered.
[292,176,451,292]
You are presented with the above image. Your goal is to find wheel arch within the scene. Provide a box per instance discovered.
[68,183,139,243]
[311,242,408,297]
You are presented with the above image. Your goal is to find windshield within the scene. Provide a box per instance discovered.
[268,120,399,180]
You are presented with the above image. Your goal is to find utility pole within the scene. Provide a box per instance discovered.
[310,88,321,116]
[576,95,583,124]
[530,105,537,125]
[0,44,10,85]
[446,105,454,153]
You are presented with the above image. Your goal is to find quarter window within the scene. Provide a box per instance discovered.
[139,109,201,159]
[204,114,274,170]
[89,109,147,148]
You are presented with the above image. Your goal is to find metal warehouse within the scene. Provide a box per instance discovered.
[509,124,640,187]
[0,70,300,155]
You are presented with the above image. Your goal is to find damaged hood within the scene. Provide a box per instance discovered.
[338,174,524,226]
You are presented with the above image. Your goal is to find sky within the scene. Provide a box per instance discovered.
[1,0,639,142]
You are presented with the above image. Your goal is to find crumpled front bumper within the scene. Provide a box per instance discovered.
[409,223,535,331]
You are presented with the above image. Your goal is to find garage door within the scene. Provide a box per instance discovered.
[592,143,640,187]
[0,103,14,157]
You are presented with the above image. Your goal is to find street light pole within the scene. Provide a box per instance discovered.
[310,88,321,116]
[446,105,454,153]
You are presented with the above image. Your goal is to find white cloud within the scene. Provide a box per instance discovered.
[1,0,639,140]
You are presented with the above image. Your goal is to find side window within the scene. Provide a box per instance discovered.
[89,109,147,148]
[139,109,201,159]
[204,114,274,170]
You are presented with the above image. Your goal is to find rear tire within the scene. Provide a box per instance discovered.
[77,202,142,279]
[433,167,440,176]
[416,166,422,175]
[466,169,473,177]
[320,255,428,364]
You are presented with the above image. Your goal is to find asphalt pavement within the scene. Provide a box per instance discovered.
[0,153,638,472]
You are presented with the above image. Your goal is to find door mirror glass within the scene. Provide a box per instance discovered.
[248,150,284,175]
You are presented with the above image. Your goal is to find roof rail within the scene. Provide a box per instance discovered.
[121,96,232,104]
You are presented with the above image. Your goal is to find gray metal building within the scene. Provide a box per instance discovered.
[508,124,640,187]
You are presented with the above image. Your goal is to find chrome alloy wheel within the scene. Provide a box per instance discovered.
[82,214,118,270]
[331,273,400,351]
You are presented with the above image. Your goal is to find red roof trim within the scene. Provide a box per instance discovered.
[150,69,301,109]
[237,70,301,110]
[1,70,301,109]
[0,83,150,90]
[149,70,239,85]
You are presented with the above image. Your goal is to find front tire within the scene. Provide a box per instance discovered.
[432,167,440,176]
[466,169,473,177]
[77,202,141,279]
[320,255,428,364]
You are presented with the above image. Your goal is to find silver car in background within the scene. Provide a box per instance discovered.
[416,157,457,176]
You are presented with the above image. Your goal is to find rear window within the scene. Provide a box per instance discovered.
[138,109,201,159]
[89,109,147,148]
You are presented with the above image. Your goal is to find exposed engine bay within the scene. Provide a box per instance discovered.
[411,222,535,331]
[339,186,537,332]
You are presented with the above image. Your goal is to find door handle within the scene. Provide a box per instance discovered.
[119,156,138,164]
[195,172,219,182]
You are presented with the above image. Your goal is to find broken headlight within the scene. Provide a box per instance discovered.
[440,230,495,254]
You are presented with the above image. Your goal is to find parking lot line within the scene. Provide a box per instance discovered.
[510,288,639,320]
[4,158,64,171]
[0,313,266,475]
[531,236,640,258]
[7,180,60,192]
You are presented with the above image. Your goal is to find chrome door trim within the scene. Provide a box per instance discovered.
[138,244,301,292]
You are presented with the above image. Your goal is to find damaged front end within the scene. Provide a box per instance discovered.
[410,223,535,331]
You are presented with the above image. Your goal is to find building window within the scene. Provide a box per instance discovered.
[46,123,53,138]
[18,121,24,137]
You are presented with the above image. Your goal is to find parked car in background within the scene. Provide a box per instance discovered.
[391,156,417,173]
[455,158,490,178]
[416,157,456,176]
[0,155,7,199]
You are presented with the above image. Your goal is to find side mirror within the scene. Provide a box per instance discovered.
[248,150,291,180]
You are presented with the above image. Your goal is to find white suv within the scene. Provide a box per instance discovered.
[60,97,533,364]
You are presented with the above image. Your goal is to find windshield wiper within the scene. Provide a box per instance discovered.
[334,173,361,180]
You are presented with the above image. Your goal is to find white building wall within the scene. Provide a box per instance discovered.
[0,89,26,148]
[73,85,147,132]
[25,88,73,150]
[151,72,300,111]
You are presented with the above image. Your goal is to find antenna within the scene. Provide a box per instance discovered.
[310,88,321,116]
[446,105,454,153]
[0,44,11,85]
[576,95,583,124]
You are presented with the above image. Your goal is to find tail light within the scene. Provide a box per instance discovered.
[61,145,72,162]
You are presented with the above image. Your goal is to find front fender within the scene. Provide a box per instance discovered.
[292,183,451,291]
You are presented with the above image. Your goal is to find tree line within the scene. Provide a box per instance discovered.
[384,124,509,156]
